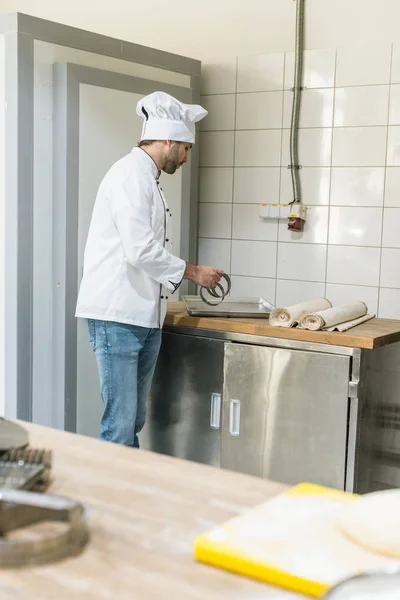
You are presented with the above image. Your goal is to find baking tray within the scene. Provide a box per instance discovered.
[182,296,275,318]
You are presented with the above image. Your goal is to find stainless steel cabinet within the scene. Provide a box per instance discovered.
[221,343,351,489]
[140,331,224,466]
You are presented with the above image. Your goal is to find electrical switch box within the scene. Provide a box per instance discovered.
[260,204,292,220]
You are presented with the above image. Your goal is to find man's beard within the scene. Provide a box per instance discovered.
[163,144,182,174]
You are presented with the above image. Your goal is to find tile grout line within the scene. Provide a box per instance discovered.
[221,272,400,294]
[230,274,386,290]
[274,54,287,306]
[198,235,400,250]
[199,201,392,208]
[324,47,338,298]
[200,82,400,98]
[199,165,399,169]
[228,56,239,283]
[202,123,398,133]
[377,42,394,317]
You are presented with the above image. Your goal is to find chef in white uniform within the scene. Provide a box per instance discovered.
[76,91,223,448]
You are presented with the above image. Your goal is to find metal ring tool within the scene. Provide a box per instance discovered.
[0,417,89,567]
[0,488,89,567]
[200,273,231,306]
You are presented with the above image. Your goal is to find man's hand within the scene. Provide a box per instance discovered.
[184,263,224,288]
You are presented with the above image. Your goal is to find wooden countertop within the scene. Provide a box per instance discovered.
[1,422,298,600]
[165,302,400,350]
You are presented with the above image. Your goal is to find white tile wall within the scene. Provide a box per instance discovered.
[199,168,233,203]
[330,168,385,207]
[283,89,334,129]
[334,86,390,127]
[280,167,330,205]
[332,127,387,167]
[277,243,327,282]
[387,127,400,166]
[389,85,400,125]
[198,203,232,238]
[328,207,383,246]
[198,238,232,273]
[233,204,278,241]
[385,168,400,206]
[284,49,336,90]
[199,131,234,167]
[200,95,236,131]
[380,248,400,288]
[231,240,277,278]
[230,276,276,300]
[198,43,400,318]
[234,168,280,204]
[325,284,379,315]
[235,130,282,166]
[282,128,332,167]
[237,53,285,92]
[236,92,283,130]
[379,288,400,319]
[327,246,381,286]
[382,208,400,248]
[276,280,326,307]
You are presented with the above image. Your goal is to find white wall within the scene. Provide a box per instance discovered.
[1,0,400,59]
[0,34,4,415]
[199,43,400,318]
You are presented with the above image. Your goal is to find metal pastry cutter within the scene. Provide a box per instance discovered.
[0,418,89,567]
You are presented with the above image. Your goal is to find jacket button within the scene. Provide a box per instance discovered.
[166,238,170,242]
[161,295,164,299]
[166,208,170,212]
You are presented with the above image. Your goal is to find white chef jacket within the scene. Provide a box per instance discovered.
[75,147,186,329]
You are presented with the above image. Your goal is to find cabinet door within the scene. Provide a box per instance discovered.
[221,343,351,489]
[140,332,224,467]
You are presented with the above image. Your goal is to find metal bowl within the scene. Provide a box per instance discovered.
[323,569,400,599]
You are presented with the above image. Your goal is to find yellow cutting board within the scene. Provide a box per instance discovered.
[193,483,400,597]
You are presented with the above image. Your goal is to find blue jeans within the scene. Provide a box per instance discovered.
[87,319,162,448]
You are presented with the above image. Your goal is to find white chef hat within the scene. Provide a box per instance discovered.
[136,91,208,144]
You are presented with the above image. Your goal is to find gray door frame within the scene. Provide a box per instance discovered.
[0,13,201,423]
[53,63,194,431]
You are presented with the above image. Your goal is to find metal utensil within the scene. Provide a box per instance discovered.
[0,416,52,493]
[0,418,29,452]
[183,295,274,318]
[0,488,89,567]
[200,273,231,306]
[0,417,89,567]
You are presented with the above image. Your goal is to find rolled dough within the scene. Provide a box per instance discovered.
[338,489,400,559]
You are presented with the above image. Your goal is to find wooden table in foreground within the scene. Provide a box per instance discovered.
[0,422,298,600]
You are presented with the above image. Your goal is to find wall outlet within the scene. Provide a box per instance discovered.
[270,204,280,218]
[280,204,290,218]
[260,203,304,220]
[260,203,281,219]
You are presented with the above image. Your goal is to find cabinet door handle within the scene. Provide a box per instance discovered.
[210,393,221,429]
[229,399,240,436]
